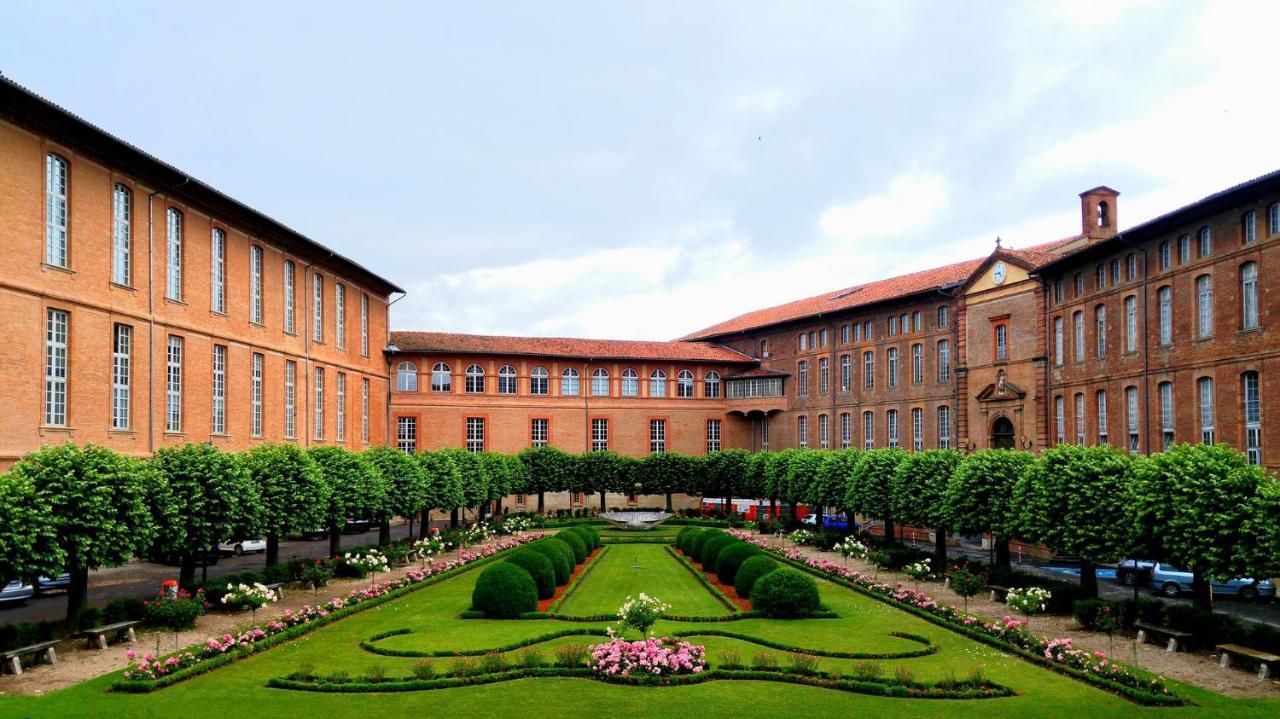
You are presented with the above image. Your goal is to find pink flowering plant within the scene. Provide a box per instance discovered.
[589,634,706,680]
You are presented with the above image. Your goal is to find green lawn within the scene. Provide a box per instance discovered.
[1,539,1277,718]
[555,544,731,617]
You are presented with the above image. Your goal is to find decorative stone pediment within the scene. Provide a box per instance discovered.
[975,370,1026,402]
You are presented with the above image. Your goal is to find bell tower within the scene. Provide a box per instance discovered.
[1079,186,1119,239]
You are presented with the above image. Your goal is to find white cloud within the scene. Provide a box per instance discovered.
[818,171,951,243]
[727,87,799,116]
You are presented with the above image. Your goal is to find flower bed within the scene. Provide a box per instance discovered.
[113,532,550,692]
[725,530,1182,706]
[589,635,706,678]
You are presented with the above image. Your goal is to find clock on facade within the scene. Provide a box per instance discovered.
[992,261,1007,285]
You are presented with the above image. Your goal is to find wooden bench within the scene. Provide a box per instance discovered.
[1134,621,1194,652]
[987,585,1011,602]
[264,582,285,601]
[1,639,59,675]
[1216,643,1280,679]
[78,620,140,650]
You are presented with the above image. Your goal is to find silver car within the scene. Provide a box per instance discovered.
[0,580,35,605]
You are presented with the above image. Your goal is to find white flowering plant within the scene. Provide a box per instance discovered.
[1006,586,1052,617]
[833,537,870,561]
[617,593,669,637]
[412,537,446,565]
[499,516,534,535]
[903,560,934,582]
[788,529,817,546]
[462,523,493,546]
[221,583,277,612]
[342,549,390,578]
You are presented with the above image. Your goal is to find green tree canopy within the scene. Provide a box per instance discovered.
[0,471,61,585]
[846,448,908,537]
[244,444,329,566]
[813,449,860,512]
[946,448,1034,571]
[308,446,389,553]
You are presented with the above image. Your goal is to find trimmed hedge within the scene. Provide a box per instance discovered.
[530,539,574,584]
[750,568,821,618]
[699,534,738,570]
[715,542,762,585]
[688,528,718,557]
[735,555,779,598]
[471,563,539,618]
[556,530,588,564]
[504,550,556,600]
[567,524,599,551]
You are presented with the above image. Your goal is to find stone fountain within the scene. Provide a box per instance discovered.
[599,511,673,531]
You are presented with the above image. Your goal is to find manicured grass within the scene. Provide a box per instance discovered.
[1,543,1278,718]
[555,544,731,617]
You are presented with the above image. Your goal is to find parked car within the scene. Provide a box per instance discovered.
[1147,563,1276,601]
[34,573,71,594]
[218,539,267,556]
[0,580,35,606]
[802,513,849,530]
[149,546,220,567]
[342,518,374,534]
[1115,558,1156,586]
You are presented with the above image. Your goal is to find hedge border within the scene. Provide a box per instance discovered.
[767,550,1186,706]
[110,537,552,693]
[664,545,741,614]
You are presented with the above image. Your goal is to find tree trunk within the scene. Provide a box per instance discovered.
[599,491,607,512]
[789,501,798,522]
[178,555,196,591]
[419,511,431,538]
[1076,558,1099,599]
[495,496,503,516]
[769,497,777,519]
[994,537,1011,573]
[450,508,459,528]
[883,517,895,542]
[328,525,341,557]
[933,528,948,572]
[266,534,280,567]
[665,492,674,513]
[1192,572,1213,610]
[537,492,545,514]
[477,503,488,524]
[815,504,825,528]
[64,565,89,628]
[379,519,391,546]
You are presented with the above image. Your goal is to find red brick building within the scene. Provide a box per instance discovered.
[0,77,402,466]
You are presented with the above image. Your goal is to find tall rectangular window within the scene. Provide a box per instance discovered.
[210,228,226,313]
[1054,396,1065,445]
[911,407,923,451]
[818,414,829,449]
[911,343,923,384]
[760,416,769,450]
[1159,381,1174,449]
[313,274,324,342]
[250,245,263,324]
[840,354,851,391]
[1242,262,1259,330]
[706,419,722,452]
[397,417,417,454]
[863,411,874,449]
[886,409,899,448]
[283,261,296,333]
[112,184,131,285]
[334,284,346,349]
[284,360,297,439]
[818,357,829,393]
[211,345,226,435]
[466,417,485,452]
[841,324,850,344]
[1095,306,1107,358]
[1096,390,1108,445]
[1198,227,1212,257]
[166,209,183,300]
[1196,275,1213,338]
[45,154,69,268]
[1158,286,1172,345]
[863,351,875,389]
[314,367,325,440]
[335,372,346,441]
[797,361,808,395]
[1178,234,1191,264]
[1074,393,1085,444]
[531,418,549,447]
[111,324,131,430]
[938,306,949,328]
[840,412,851,448]
[938,340,951,382]
[1124,296,1137,353]
[995,324,1008,361]
[1198,377,1214,444]
[44,309,69,426]
[360,294,369,356]
[166,335,183,432]
[797,415,808,448]
[1126,386,1139,455]
[886,348,898,388]
[1243,211,1257,244]
[251,353,264,437]
[592,418,608,451]
[938,405,951,449]
[1053,317,1064,366]
[1243,372,1261,465]
[650,419,667,453]
[1073,311,1085,362]
[361,378,370,443]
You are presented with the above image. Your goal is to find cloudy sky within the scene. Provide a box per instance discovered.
[6,1,1279,339]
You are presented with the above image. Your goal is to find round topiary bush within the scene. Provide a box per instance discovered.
[715,541,762,585]
[529,540,573,585]
[472,562,539,618]
[735,555,779,598]
[557,529,588,564]
[505,549,556,600]
[676,526,693,547]
[750,568,821,618]
[700,534,739,570]
[567,524,597,552]
[680,528,705,555]
[689,528,721,558]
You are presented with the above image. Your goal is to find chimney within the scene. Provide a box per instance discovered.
[1079,186,1119,239]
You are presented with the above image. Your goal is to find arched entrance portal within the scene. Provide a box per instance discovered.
[990,417,1016,449]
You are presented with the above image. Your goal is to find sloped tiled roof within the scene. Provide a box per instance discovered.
[389,331,756,364]
[725,367,791,380]
[679,237,1081,341]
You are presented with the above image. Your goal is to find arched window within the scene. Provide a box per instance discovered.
[1097,201,1109,227]
[1196,274,1213,338]
[431,362,452,392]
[1178,234,1191,264]
[561,368,580,396]
[676,370,695,398]
[704,371,721,398]
[395,361,418,392]
[886,347,899,388]
[1270,203,1280,237]
[648,369,665,397]
[497,364,517,394]
[465,363,485,393]
[1241,262,1258,330]
[1094,305,1107,358]
[1243,211,1257,244]
[995,322,1009,361]
[1157,286,1173,345]
[937,305,949,328]
[1197,376,1215,444]
[621,369,639,397]
[592,368,610,397]
[1158,381,1174,449]
[1197,226,1212,258]
[911,343,923,384]
[530,366,549,395]
[45,153,70,268]
[1124,295,1137,353]
[1158,240,1171,270]
[937,340,951,382]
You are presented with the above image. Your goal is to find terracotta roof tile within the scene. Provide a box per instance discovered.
[389,331,756,364]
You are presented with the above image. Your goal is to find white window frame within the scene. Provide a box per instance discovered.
[1054,396,1065,445]
[797,415,808,448]
[314,367,325,440]
[166,209,183,301]
[112,323,131,430]
[1124,296,1137,353]
[166,335,183,432]
[591,418,608,451]
[704,371,721,398]
[112,184,131,285]
[819,413,829,449]
[498,365,518,395]
[432,362,452,392]
[396,361,418,392]
[797,361,808,396]
[334,283,346,349]
[251,352,264,437]
[360,293,369,356]
[1158,381,1173,449]
[1095,306,1107,358]
[249,245,263,324]
[1096,390,1108,445]
[211,345,226,435]
[45,154,69,268]
[336,372,346,441]
[594,368,612,397]
[840,412,851,448]
[886,409,899,448]
[361,378,370,443]
[1244,372,1261,465]
[863,411,874,450]
[1241,262,1259,330]
[911,407,923,451]
[911,343,923,384]
[863,351,874,389]
[886,347,898,388]
[938,339,951,382]
[561,368,580,396]
[677,370,695,398]
[45,309,69,426]
[1074,393,1085,445]
[706,418,722,453]
[1158,286,1172,345]
[1198,376,1214,444]
[531,366,549,395]
[650,418,667,453]
[283,260,296,333]
[818,358,829,393]
[397,417,417,454]
[284,360,297,439]
[465,364,485,393]
[938,405,952,449]
[531,417,549,447]
[312,274,323,342]
[1126,386,1139,455]
[1196,274,1213,338]
[466,417,485,452]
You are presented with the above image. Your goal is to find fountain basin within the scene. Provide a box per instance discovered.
[599,511,673,531]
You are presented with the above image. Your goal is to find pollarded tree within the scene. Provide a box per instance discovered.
[1130,443,1273,608]
[518,446,573,513]
[415,450,464,536]
[705,448,749,515]
[475,452,513,518]
[764,449,801,520]
[946,449,1034,573]
[636,451,691,512]
[743,451,770,519]
[13,444,158,625]
[308,446,389,556]
[440,448,487,526]
[1241,474,1280,585]
[892,450,962,571]
[244,444,330,567]
[815,448,861,521]
[151,443,262,590]
[0,471,61,588]
[578,450,627,512]
[785,449,826,525]
[1015,445,1134,599]
[846,448,909,541]
[364,446,426,544]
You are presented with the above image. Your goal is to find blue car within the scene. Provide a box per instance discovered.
[1147,563,1276,601]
